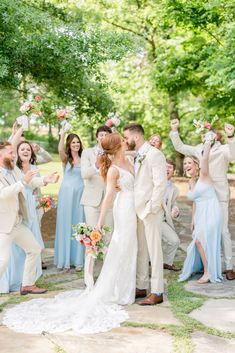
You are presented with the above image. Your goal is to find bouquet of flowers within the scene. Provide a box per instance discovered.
[72,223,111,259]
[193,115,219,134]
[105,112,120,130]
[193,119,212,134]
[17,96,42,130]
[57,108,72,134]
[36,195,54,213]
[20,96,42,117]
[57,109,70,121]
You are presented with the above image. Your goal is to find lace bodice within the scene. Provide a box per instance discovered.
[3,163,137,335]
[113,165,134,193]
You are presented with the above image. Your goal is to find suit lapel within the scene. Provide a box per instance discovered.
[135,143,151,176]
[0,170,11,186]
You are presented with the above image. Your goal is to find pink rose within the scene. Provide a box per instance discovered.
[35,95,41,102]
[105,119,113,127]
[204,122,212,130]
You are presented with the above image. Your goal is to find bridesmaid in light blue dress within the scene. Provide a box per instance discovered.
[54,132,85,271]
[179,134,223,284]
[0,141,43,293]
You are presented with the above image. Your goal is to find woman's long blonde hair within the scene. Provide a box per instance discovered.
[99,133,122,181]
[184,155,200,177]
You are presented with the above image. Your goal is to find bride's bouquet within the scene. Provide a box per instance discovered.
[36,195,54,213]
[72,223,111,259]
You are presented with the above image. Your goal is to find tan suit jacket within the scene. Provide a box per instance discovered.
[0,166,44,233]
[170,132,235,202]
[80,147,105,207]
[163,183,179,230]
[134,144,167,220]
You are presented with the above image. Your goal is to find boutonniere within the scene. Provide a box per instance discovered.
[138,154,146,165]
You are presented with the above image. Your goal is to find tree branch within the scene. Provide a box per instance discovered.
[204,28,222,45]
[104,19,151,43]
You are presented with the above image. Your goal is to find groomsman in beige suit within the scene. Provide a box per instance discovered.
[170,119,235,280]
[0,141,58,294]
[81,125,113,242]
[124,124,167,305]
[162,159,181,271]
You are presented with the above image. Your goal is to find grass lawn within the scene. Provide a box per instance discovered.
[38,153,63,198]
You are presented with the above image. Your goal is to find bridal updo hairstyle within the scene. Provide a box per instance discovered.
[100,133,122,181]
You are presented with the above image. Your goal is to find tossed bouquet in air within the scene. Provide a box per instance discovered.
[17,95,42,130]
[36,195,54,212]
[193,115,219,135]
[72,223,111,259]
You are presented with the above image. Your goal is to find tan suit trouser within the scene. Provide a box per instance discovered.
[136,210,164,293]
[84,205,114,246]
[162,221,180,266]
[220,201,233,270]
[0,220,42,286]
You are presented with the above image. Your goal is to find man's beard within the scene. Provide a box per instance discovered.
[3,157,14,170]
[127,140,136,151]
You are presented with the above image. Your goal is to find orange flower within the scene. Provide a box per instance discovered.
[90,230,102,243]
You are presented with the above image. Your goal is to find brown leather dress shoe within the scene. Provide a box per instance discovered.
[20,285,48,295]
[135,288,147,298]
[226,270,235,281]
[163,263,181,271]
[138,293,163,306]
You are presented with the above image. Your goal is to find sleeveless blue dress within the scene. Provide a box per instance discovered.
[179,179,223,283]
[0,165,43,293]
[54,162,85,269]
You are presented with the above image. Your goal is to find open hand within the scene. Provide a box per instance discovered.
[23,169,39,184]
[43,172,59,184]
[32,143,40,153]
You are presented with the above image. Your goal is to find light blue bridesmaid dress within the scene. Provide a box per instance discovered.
[0,165,43,293]
[179,179,223,283]
[54,162,85,269]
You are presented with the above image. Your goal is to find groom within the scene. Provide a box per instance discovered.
[124,124,167,305]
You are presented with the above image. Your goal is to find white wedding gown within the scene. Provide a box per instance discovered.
[3,166,137,334]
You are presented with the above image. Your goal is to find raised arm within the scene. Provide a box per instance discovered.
[58,131,67,163]
[96,167,118,230]
[170,119,199,157]
[34,145,52,164]
[200,140,212,181]
[225,123,235,161]
[9,126,24,153]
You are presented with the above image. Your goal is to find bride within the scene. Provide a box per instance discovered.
[3,133,137,334]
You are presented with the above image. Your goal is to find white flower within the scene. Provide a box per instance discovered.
[111,117,120,126]
[138,154,146,165]
[20,102,33,114]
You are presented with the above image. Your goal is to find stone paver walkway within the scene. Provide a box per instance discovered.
[0,199,235,353]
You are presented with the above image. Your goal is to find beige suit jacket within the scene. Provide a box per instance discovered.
[0,166,44,233]
[163,183,179,230]
[134,144,167,220]
[80,147,105,208]
[170,132,235,202]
